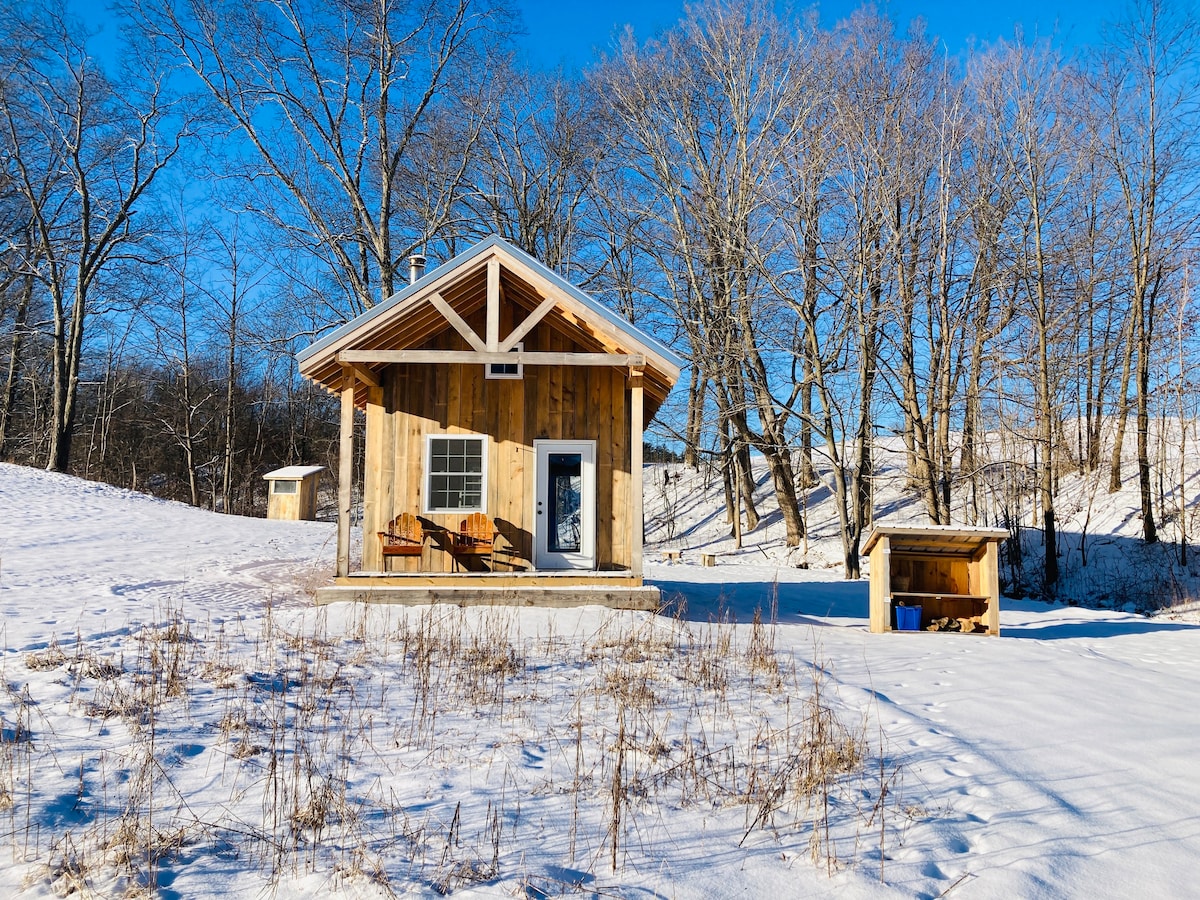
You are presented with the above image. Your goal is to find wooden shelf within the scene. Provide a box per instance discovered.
[890,592,988,632]
[890,591,987,601]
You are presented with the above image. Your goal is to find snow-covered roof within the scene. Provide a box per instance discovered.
[262,465,326,481]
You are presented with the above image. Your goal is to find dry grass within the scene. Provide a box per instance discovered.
[1,600,905,894]
[24,641,67,671]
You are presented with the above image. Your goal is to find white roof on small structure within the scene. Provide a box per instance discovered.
[263,466,326,481]
[863,525,1010,555]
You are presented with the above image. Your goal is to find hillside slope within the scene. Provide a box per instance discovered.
[642,436,1200,612]
[1,461,1199,898]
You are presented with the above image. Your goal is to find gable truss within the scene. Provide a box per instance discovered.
[415,255,633,360]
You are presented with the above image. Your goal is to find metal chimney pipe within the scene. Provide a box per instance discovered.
[408,254,427,285]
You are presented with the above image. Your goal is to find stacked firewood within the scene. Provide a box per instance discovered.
[926,615,986,634]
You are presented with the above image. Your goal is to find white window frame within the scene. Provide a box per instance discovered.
[423,434,489,514]
[271,480,299,495]
[486,342,523,380]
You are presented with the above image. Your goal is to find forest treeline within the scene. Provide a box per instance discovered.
[1,0,1197,589]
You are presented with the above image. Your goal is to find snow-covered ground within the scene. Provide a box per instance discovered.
[2,459,1200,898]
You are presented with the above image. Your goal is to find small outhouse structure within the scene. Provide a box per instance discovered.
[297,235,683,608]
[864,526,1009,635]
[263,465,325,521]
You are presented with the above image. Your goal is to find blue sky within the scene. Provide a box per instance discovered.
[514,0,1129,69]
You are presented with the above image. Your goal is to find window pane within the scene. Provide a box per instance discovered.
[486,343,522,379]
[461,474,482,508]
[427,437,485,511]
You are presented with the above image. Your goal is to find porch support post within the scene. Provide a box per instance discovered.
[981,538,1001,636]
[629,367,645,579]
[337,366,355,577]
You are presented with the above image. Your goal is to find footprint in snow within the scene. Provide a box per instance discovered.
[110,580,185,597]
[953,780,993,801]
[945,835,971,854]
[165,743,206,765]
[922,861,947,880]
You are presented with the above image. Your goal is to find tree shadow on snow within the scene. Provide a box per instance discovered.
[653,577,869,626]
[1001,615,1200,641]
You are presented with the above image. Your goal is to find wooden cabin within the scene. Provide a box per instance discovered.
[864,526,1009,635]
[297,235,682,608]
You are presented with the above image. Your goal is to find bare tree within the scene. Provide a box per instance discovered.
[956,54,1022,522]
[598,0,815,546]
[458,65,603,271]
[207,219,269,513]
[0,232,39,458]
[1096,0,1198,548]
[794,9,902,577]
[981,37,1091,591]
[0,0,189,472]
[148,201,215,506]
[132,0,513,315]
[864,26,970,525]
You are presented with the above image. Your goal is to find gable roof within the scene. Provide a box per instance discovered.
[297,235,684,411]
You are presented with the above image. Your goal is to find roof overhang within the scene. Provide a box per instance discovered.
[297,235,683,415]
[863,525,1011,557]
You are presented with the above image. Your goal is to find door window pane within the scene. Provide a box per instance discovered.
[547,453,582,553]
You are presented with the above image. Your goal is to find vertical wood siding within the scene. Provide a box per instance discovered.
[361,309,632,573]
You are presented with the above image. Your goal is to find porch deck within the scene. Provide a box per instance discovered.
[314,570,660,609]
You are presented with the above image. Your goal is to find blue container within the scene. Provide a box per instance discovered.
[895,605,922,631]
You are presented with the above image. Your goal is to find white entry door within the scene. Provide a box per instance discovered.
[534,440,596,570]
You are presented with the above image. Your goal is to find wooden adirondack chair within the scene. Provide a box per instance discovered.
[451,512,496,570]
[378,512,424,558]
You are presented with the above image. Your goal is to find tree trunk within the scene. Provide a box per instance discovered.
[222,311,238,514]
[47,283,88,473]
[0,272,32,458]
[735,440,760,532]
[1108,317,1135,493]
[1136,279,1157,543]
[683,364,705,468]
